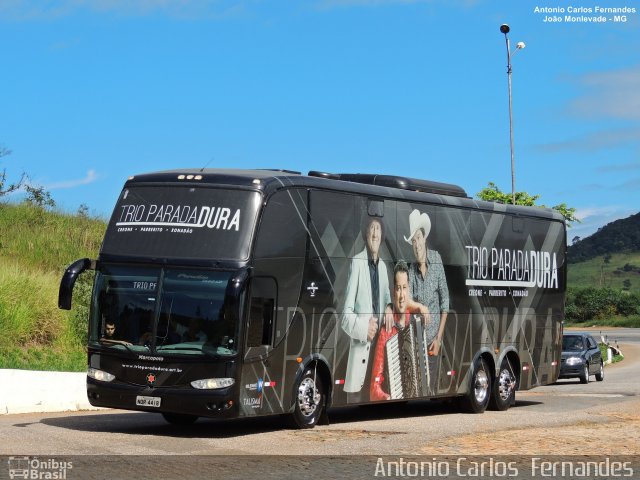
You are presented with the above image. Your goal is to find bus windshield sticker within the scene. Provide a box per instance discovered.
[102,187,261,261]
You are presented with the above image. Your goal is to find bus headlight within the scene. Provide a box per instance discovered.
[190,378,235,389]
[566,357,583,366]
[88,368,115,382]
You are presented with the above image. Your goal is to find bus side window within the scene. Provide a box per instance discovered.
[246,277,277,349]
[253,188,307,345]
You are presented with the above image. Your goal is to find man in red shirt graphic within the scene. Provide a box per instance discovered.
[370,260,420,401]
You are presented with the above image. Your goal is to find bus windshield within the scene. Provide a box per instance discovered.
[90,266,237,357]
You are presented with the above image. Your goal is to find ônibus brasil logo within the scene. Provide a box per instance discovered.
[8,457,73,479]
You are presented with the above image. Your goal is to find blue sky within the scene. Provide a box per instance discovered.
[1,0,638,241]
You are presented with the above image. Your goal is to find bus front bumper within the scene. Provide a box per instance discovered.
[87,377,238,418]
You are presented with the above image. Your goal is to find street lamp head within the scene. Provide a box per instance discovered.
[516,41,526,49]
[500,24,510,34]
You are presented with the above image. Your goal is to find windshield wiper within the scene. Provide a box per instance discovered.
[156,345,222,358]
[156,346,202,352]
[99,338,149,355]
[100,338,132,346]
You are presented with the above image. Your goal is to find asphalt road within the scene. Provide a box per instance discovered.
[1,329,638,453]
[0,328,638,479]
[568,327,640,346]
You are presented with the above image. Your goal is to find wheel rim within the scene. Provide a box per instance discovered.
[584,365,589,379]
[497,368,515,401]
[297,377,321,417]
[600,364,604,377]
[474,368,489,404]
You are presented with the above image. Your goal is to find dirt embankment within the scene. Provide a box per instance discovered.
[425,343,640,455]
[424,405,640,455]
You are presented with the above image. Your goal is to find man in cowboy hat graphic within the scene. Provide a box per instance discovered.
[404,208,449,395]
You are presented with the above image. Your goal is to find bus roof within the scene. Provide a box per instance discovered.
[123,168,565,223]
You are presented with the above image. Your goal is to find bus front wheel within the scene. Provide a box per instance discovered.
[288,367,325,429]
[460,357,491,414]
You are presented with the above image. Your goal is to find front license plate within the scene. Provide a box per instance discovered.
[136,396,161,408]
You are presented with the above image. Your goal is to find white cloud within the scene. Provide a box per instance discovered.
[570,206,638,240]
[6,169,99,199]
[0,0,482,20]
[316,0,479,7]
[574,206,621,222]
[319,0,423,6]
[536,127,640,153]
[567,66,640,121]
[535,68,640,155]
[597,161,640,173]
[44,170,99,190]
[0,0,249,21]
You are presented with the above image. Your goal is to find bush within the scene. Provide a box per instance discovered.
[0,203,104,371]
[565,287,640,322]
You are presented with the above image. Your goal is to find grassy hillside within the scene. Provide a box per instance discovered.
[567,251,640,294]
[568,211,640,263]
[0,203,105,371]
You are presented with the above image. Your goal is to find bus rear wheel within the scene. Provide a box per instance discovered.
[161,412,199,425]
[460,357,491,414]
[489,358,516,411]
[288,367,325,429]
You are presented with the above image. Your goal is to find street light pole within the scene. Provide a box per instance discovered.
[500,24,525,205]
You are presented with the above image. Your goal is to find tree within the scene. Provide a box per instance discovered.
[476,182,579,226]
[24,184,55,209]
[572,236,581,245]
[1,143,55,208]
[77,203,90,218]
[0,145,26,198]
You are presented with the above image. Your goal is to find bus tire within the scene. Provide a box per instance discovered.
[460,357,491,414]
[489,358,516,411]
[288,367,325,429]
[161,412,199,425]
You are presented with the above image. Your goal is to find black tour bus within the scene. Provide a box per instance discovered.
[59,169,565,428]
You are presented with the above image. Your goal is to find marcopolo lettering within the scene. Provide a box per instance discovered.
[117,203,241,231]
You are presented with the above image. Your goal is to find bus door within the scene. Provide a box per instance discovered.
[239,276,282,416]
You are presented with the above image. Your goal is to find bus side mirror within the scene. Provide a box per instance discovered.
[58,258,95,310]
[222,267,252,325]
[224,267,252,303]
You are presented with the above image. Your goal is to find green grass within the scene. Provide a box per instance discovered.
[0,203,105,371]
[568,251,640,294]
[0,203,105,273]
[599,344,623,364]
[563,314,640,329]
[0,346,87,371]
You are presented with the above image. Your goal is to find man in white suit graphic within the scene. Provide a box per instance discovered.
[341,212,390,402]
